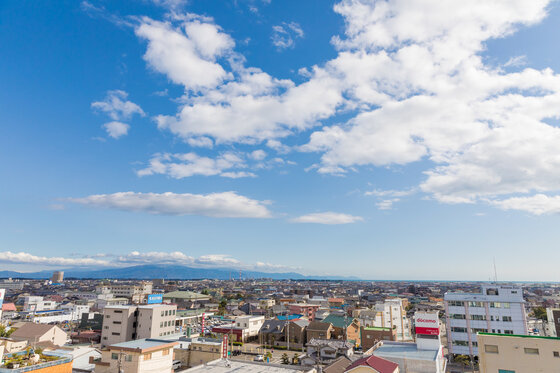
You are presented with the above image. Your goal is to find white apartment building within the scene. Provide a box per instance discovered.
[373,298,412,341]
[21,296,58,312]
[234,315,265,339]
[101,304,177,347]
[97,282,153,304]
[444,284,527,356]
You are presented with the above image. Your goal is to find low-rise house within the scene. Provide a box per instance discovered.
[9,323,67,347]
[162,291,210,309]
[345,355,399,373]
[285,319,310,348]
[361,327,396,350]
[303,339,354,366]
[259,319,288,346]
[307,321,334,341]
[93,338,178,373]
[289,304,320,321]
[322,314,361,346]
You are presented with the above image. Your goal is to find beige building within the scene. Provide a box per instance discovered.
[94,338,178,373]
[97,282,153,304]
[478,332,560,373]
[101,304,177,347]
[174,337,223,368]
[0,337,28,353]
[51,271,64,283]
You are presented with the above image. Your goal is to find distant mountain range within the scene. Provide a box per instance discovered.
[0,264,360,281]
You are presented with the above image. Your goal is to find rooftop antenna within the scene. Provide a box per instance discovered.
[493,257,498,283]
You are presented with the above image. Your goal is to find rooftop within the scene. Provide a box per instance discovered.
[109,338,178,352]
[183,359,314,372]
[163,291,210,300]
[373,342,439,362]
[478,332,560,340]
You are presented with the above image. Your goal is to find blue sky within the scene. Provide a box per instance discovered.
[2,0,560,280]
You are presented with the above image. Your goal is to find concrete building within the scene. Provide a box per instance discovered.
[173,337,223,369]
[101,304,177,347]
[289,304,320,321]
[361,327,396,350]
[0,351,73,373]
[182,359,317,373]
[444,285,527,356]
[546,308,560,337]
[370,311,446,373]
[373,299,412,341]
[478,332,560,373]
[51,271,64,283]
[94,338,178,373]
[163,291,211,309]
[307,321,334,341]
[98,282,153,304]
[0,279,24,291]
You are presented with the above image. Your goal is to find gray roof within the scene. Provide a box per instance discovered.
[110,338,176,351]
[183,359,314,372]
[373,341,439,361]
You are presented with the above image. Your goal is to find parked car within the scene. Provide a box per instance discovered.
[253,355,264,362]
[172,360,182,370]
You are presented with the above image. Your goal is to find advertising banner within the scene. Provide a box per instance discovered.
[147,294,163,304]
[415,312,440,335]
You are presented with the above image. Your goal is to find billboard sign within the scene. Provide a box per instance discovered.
[222,335,228,359]
[147,294,163,304]
[415,312,440,336]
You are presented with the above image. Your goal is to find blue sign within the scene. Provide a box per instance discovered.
[147,294,163,304]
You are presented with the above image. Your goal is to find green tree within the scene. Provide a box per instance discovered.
[531,307,547,321]
[281,353,289,364]
[201,289,210,295]
[0,325,14,338]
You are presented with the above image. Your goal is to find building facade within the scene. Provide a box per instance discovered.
[444,285,527,356]
[478,333,560,373]
[101,304,177,347]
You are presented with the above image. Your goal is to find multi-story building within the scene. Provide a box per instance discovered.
[373,299,412,341]
[289,304,320,321]
[478,332,560,373]
[97,282,153,304]
[0,279,24,291]
[51,271,64,283]
[444,285,527,356]
[546,308,560,337]
[101,304,177,347]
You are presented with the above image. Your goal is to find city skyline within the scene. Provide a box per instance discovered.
[2,0,560,281]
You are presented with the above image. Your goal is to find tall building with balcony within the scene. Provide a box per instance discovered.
[444,285,527,356]
[101,304,177,347]
[51,271,64,283]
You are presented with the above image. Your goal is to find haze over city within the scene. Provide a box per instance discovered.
[3,0,560,281]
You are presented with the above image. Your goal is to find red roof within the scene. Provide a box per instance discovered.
[345,355,398,373]
[2,303,16,311]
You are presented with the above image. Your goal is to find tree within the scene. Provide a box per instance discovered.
[0,325,14,338]
[531,307,547,321]
[292,353,299,365]
[201,289,210,295]
[281,353,290,364]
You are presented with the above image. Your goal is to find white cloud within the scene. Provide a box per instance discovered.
[91,90,145,120]
[68,191,272,218]
[376,199,400,210]
[103,121,130,139]
[0,250,298,273]
[137,152,255,179]
[271,22,304,50]
[0,251,109,267]
[135,17,234,91]
[249,149,267,160]
[291,212,363,224]
[504,55,528,68]
[490,194,560,215]
[134,0,560,214]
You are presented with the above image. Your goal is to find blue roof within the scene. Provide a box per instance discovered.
[374,342,439,361]
[277,314,302,320]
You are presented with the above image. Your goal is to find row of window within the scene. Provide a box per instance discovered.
[449,314,512,322]
[160,320,174,328]
[161,309,176,317]
[448,301,511,308]
[451,328,514,335]
[484,345,558,356]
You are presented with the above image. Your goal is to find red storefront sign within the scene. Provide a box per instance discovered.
[222,335,228,359]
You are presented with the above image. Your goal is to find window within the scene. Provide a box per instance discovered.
[450,314,466,319]
[451,327,467,333]
[524,348,539,355]
[504,330,513,334]
[111,353,118,360]
[161,311,164,317]
[114,310,122,314]
[471,328,486,334]
[160,322,163,328]
[554,351,559,357]
[125,355,132,362]
[165,310,169,316]
[471,315,486,321]
[449,301,464,307]
[503,316,512,322]
[112,332,120,336]
[490,302,501,308]
[469,301,484,308]
[453,340,468,346]
[162,349,169,356]
[113,321,121,324]
[485,345,499,354]
[143,353,152,361]
[472,341,478,347]
[106,315,110,319]
[503,303,510,308]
